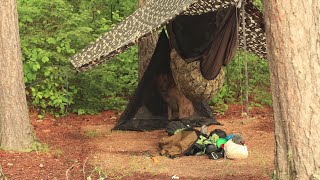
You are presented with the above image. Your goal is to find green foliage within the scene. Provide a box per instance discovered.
[209,52,272,113]
[210,85,230,114]
[71,47,138,114]
[19,0,78,115]
[18,0,138,115]
[253,0,263,10]
[23,141,50,153]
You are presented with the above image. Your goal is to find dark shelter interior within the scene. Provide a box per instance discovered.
[114,7,239,131]
[113,31,220,131]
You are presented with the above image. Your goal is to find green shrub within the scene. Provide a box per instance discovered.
[71,47,138,114]
[209,52,272,112]
[18,0,138,115]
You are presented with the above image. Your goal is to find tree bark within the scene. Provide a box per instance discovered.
[0,0,35,150]
[263,1,320,179]
[138,0,158,80]
[137,0,195,119]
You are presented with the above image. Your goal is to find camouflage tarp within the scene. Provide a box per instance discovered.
[70,0,266,71]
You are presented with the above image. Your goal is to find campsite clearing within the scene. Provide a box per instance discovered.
[0,105,274,179]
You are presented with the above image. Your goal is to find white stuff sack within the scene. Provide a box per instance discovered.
[224,139,248,159]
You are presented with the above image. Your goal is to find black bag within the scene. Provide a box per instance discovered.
[205,144,221,154]
[185,143,203,156]
[165,121,188,136]
[209,129,227,138]
[208,149,225,160]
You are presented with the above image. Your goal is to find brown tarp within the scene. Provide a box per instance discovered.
[159,130,199,158]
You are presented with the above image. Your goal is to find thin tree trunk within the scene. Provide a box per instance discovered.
[0,0,34,150]
[138,0,158,80]
[263,1,320,179]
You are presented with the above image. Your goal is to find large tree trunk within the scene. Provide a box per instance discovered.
[263,1,320,179]
[0,0,34,150]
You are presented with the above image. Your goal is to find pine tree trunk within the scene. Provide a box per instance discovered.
[137,0,196,119]
[0,0,34,150]
[138,0,158,80]
[263,1,320,179]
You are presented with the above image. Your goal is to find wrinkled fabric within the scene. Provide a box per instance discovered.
[159,130,199,158]
[168,6,239,80]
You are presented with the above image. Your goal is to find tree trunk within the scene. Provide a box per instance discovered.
[137,0,195,119]
[138,0,158,80]
[263,1,320,179]
[0,0,35,150]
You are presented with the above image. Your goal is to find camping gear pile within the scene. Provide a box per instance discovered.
[159,122,248,160]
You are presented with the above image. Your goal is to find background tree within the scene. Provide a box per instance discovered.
[263,1,320,179]
[138,0,158,80]
[0,0,34,150]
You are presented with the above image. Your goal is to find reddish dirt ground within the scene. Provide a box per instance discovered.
[0,105,274,179]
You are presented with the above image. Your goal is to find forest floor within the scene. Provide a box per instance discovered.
[0,105,274,180]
